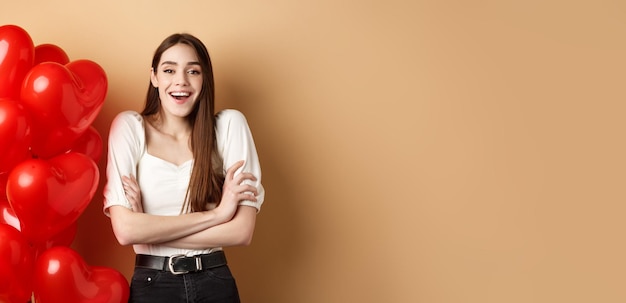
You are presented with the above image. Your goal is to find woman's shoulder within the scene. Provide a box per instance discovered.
[216,109,249,127]
[109,110,145,135]
[216,109,246,121]
[111,110,144,127]
[113,110,143,122]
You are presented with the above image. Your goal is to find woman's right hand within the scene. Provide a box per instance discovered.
[122,175,143,213]
[214,160,258,222]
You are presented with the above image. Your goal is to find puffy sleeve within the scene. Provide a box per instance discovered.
[216,109,265,212]
[102,111,146,216]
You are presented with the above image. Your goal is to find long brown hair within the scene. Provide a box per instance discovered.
[142,33,224,213]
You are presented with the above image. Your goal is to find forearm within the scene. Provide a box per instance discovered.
[162,206,257,249]
[108,205,229,246]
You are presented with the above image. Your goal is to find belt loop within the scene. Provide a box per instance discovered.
[195,255,203,271]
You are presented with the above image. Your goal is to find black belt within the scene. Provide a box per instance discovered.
[135,251,227,275]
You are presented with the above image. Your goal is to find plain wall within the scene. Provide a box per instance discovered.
[2,0,626,302]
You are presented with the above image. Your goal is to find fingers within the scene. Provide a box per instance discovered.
[224,182,258,202]
[225,190,257,203]
[223,162,258,201]
[122,175,143,212]
[233,172,257,185]
[122,175,138,186]
[218,162,259,215]
[122,175,140,188]
[237,184,259,200]
[128,198,142,212]
[122,176,137,195]
[238,192,258,202]
[225,161,258,187]
[225,160,245,180]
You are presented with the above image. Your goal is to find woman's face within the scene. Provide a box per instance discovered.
[150,43,203,119]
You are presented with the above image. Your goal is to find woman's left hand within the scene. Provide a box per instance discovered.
[122,175,143,213]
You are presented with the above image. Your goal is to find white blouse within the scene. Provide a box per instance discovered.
[103,109,264,257]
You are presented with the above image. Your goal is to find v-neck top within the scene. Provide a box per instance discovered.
[103,109,264,257]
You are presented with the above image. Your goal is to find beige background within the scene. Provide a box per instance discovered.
[2,0,626,302]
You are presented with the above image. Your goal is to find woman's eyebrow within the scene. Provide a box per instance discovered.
[160,61,201,66]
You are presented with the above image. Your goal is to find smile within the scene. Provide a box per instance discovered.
[170,91,191,98]
[169,91,192,104]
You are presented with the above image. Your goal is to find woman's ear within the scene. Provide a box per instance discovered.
[150,67,158,88]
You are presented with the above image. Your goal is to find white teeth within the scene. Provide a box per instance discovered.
[170,92,190,97]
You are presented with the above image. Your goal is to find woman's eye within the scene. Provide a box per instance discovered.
[163,69,174,74]
[188,69,201,75]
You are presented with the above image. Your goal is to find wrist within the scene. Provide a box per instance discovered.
[207,206,228,224]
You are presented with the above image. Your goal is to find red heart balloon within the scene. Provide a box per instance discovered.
[0,197,78,257]
[0,172,7,199]
[37,222,78,254]
[0,223,35,303]
[0,25,35,99]
[34,246,129,303]
[34,43,70,65]
[0,197,20,230]
[20,59,107,158]
[0,98,32,174]
[69,125,103,163]
[6,152,99,244]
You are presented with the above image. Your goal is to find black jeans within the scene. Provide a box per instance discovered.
[129,264,240,303]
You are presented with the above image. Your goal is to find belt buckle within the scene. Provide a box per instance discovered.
[168,254,203,275]
[168,254,189,275]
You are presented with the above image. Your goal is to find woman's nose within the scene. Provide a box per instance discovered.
[174,72,188,85]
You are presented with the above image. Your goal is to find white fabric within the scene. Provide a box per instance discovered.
[103,109,264,257]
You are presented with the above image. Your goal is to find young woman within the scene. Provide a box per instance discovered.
[103,33,264,303]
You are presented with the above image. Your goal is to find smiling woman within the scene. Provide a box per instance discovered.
[150,44,202,118]
[102,33,265,303]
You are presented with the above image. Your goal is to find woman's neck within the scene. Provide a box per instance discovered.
[148,112,192,141]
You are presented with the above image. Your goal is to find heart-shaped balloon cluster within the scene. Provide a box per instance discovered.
[34,247,130,303]
[0,24,129,302]
[6,152,99,244]
[0,224,34,303]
